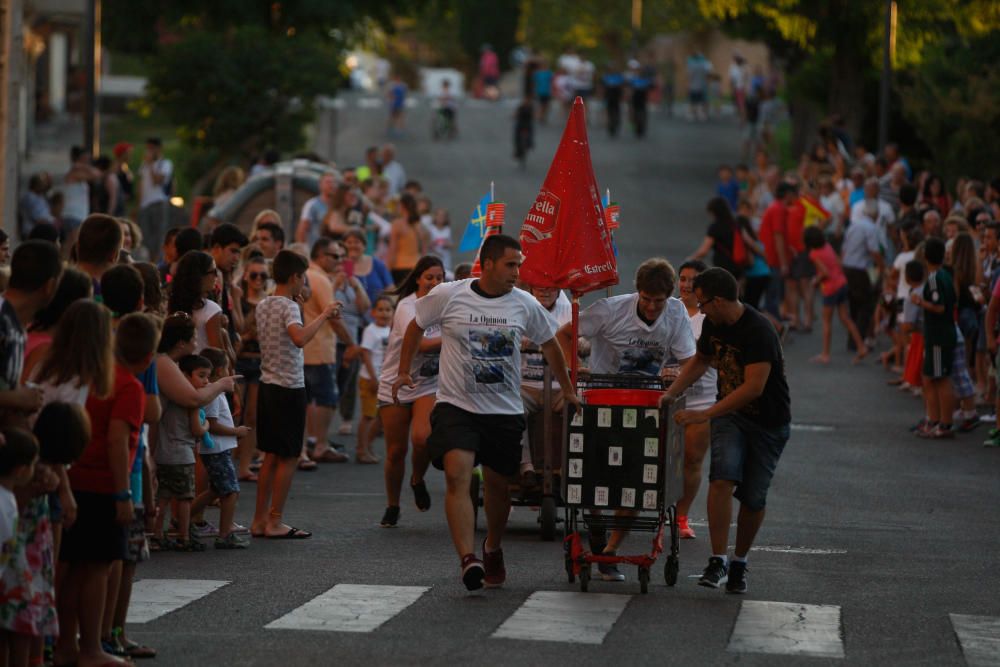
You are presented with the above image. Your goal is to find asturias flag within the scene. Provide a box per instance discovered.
[459,193,492,252]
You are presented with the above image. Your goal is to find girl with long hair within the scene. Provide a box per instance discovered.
[22,268,93,383]
[167,251,224,353]
[376,256,444,527]
[234,255,269,481]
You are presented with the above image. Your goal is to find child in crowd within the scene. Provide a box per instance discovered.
[153,354,209,552]
[805,226,868,364]
[427,209,453,275]
[56,312,157,667]
[190,347,250,549]
[0,428,43,667]
[252,250,342,539]
[875,271,901,369]
[901,260,926,397]
[716,164,739,211]
[453,263,473,281]
[357,296,394,464]
[913,237,957,438]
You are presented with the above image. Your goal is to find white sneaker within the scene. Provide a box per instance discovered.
[980,413,997,423]
[337,421,353,435]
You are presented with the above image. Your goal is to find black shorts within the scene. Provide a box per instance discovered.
[60,490,128,563]
[427,402,526,476]
[790,251,816,279]
[257,383,307,459]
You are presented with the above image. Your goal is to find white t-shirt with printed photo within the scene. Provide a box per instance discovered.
[256,296,305,388]
[579,293,696,376]
[360,322,391,381]
[414,280,558,415]
[521,290,572,390]
[377,294,440,403]
[201,393,238,454]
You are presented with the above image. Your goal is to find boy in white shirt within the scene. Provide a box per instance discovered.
[357,296,394,464]
[191,348,251,549]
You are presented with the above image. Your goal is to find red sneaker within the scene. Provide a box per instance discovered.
[678,515,696,539]
[461,553,485,591]
[482,539,506,588]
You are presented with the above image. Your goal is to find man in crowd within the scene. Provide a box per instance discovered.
[392,235,580,591]
[381,144,407,197]
[296,171,337,246]
[75,214,125,297]
[254,221,285,260]
[842,186,885,347]
[661,267,790,595]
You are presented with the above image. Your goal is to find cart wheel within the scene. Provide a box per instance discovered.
[540,496,557,542]
[565,557,576,583]
[469,474,480,530]
[579,566,590,592]
[639,567,650,594]
[664,555,679,587]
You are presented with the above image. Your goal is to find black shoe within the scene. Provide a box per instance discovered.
[698,556,728,588]
[726,561,748,594]
[411,480,431,512]
[461,554,485,591]
[380,506,400,528]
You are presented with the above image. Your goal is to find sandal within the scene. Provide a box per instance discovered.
[355,451,380,464]
[313,449,349,463]
[171,539,207,552]
[297,459,318,472]
[238,472,258,482]
[122,638,157,659]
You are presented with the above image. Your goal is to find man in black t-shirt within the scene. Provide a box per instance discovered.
[661,268,790,595]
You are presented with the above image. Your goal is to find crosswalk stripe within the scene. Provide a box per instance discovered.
[265,584,429,633]
[127,579,230,624]
[728,600,844,659]
[491,591,631,645]
[950,614,1000,666]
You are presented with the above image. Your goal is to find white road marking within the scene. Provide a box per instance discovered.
[728,600,844,659]
[127,579,230,624]
[492,591,631,645]
[790,423,835,432]
[951,614,1000,667]
[265,584,429,633]
[752,546,847,555]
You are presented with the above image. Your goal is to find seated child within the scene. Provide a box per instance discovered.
[190,348,250,549]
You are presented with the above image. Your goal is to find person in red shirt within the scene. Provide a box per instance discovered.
[784,187,816,332]
[758,183,797,322]
[805,227,868,364]
[55,313,159,667]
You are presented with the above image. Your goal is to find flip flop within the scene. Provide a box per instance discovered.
[265,527,312,540]
[297,459,318,472]
[238,472,258,482]
[313,449,349,463]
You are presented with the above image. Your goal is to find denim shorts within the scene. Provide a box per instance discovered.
[709,413,789,511]
[201,451,240,497]
[304,363,339,407]
[822,284,849,307]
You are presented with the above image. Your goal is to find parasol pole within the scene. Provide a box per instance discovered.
[491,180,495,203]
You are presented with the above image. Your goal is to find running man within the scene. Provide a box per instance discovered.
[660,268,791,595]
[391,235,580,591]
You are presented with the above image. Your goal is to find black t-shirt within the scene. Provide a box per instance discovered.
[707,219,738,275]
[696,305,790,427]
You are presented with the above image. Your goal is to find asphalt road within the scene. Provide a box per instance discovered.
[126,93,1000,666]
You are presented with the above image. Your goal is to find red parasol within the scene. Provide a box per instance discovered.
[518,97,618,381]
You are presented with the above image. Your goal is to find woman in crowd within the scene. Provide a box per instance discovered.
[22,268,93,383]
[687,196,757,281]
[387,193,429,285]
[212,166,246,210]
[332,241,371,437]
[344,228,394,308]
[376,256,443,528]
[235,255,269,481]
[168,251,224,353]
[922,173,952,216]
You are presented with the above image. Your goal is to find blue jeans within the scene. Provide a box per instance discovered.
[709,413,789,511]
[763,267,784,319]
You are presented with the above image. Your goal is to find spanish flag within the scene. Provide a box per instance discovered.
[801,193,830,228]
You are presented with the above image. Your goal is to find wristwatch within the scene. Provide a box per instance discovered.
[112,489,132,502]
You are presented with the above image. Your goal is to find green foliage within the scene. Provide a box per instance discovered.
[145,26,339,159]
[900,33,1000,182]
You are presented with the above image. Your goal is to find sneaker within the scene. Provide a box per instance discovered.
[980,414,997,423]
[380,506,400,528]
[482,540,506,588]
[698,556,729,588]
[461,554,485,591]
[597,554,626,582]
[411,480,431,512]
[931,425,956,439]
[909,418,929,433]
[677,515,696,539]
[214,533,249,550]
[726,561,748,594]
[914,421,937,438]
[230,522,250,535]
[958,416,982,433]
[337,421,353,435]
[190,521,219,538]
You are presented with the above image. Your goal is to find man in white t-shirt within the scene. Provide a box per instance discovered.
[380,144,407,197]
[296,172,337,246]
[392,235,580,591]
[138,137,173,210]
[555,258,696,581]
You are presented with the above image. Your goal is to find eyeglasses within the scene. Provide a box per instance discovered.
[696,296,717,310]
[248,272,268,280]
[326,253,345,260]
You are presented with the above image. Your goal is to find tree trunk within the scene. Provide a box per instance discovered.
[826,15,868,145]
